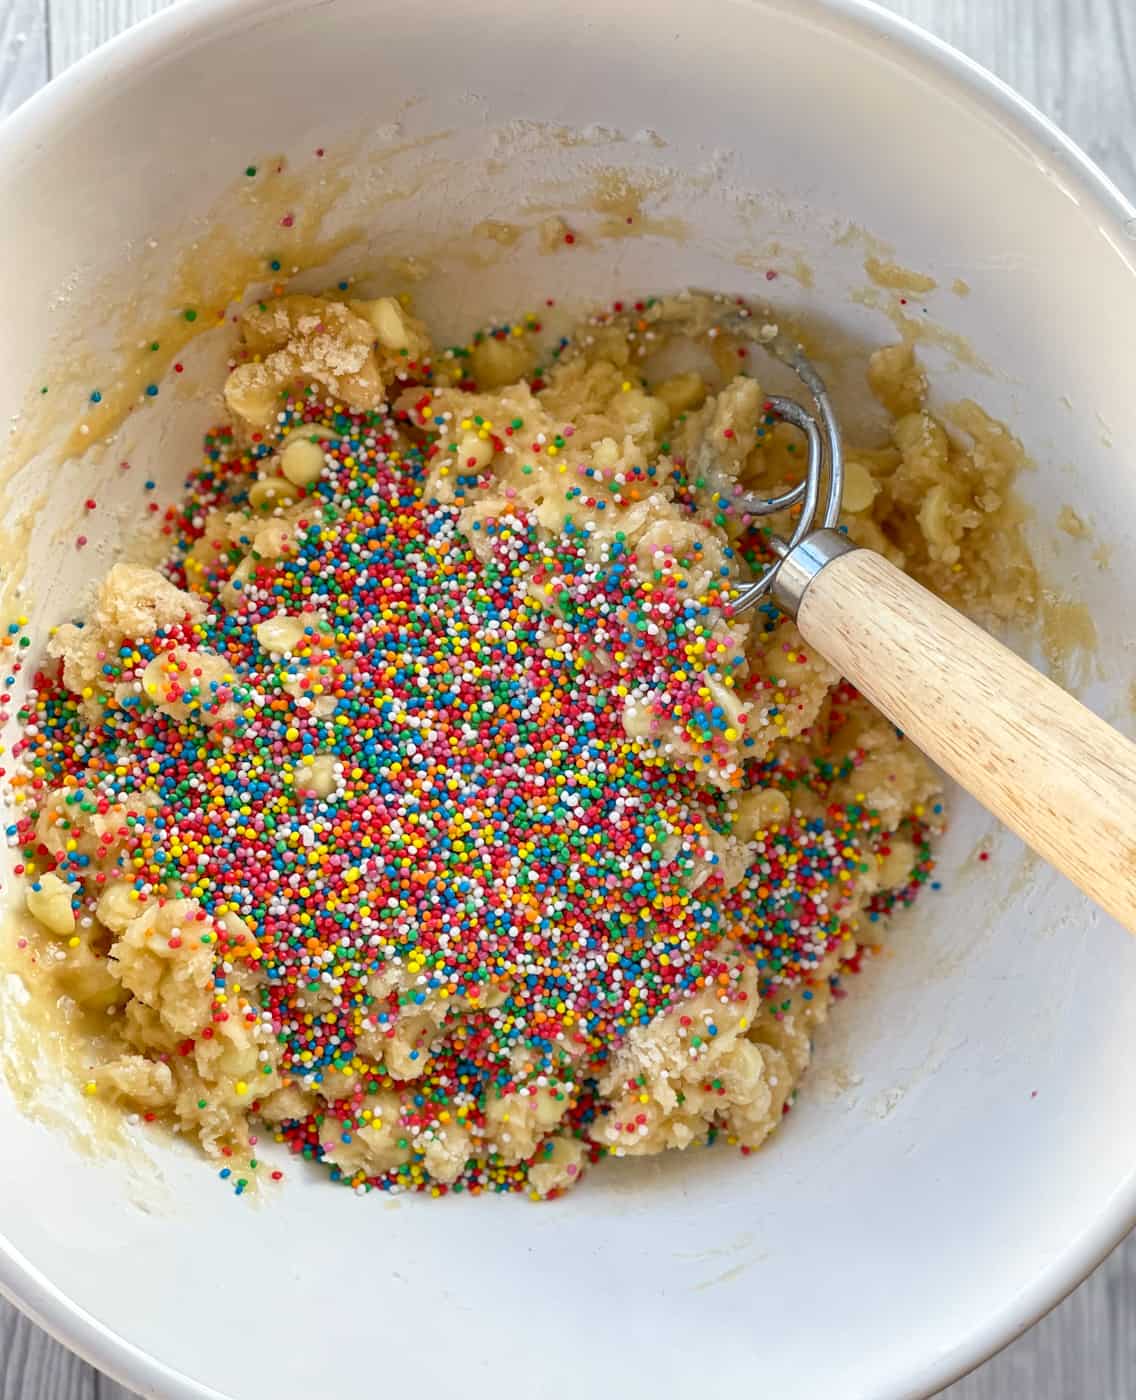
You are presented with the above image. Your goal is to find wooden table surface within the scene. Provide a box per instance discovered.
[1,1,1134,1396]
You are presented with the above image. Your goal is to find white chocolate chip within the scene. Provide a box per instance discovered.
[26,872,78,937]
[256,615,309,654]
[294,753,338,798]
[281,437,327,487]
[249,476,301,512]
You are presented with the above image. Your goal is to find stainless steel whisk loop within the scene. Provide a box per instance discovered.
[727,337,846,616]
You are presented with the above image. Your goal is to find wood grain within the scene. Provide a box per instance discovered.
[0,1310,98,1400]
[891,0,1136,200]
[47,0,178,77]
[1,1,1135,1398]
[798,545,1136,932]
[0,0,47,120]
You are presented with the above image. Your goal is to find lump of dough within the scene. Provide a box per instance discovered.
[221,502,320,609]
[634,518,729,597]
[140,645,238,725]
[34,787,151,881]
[95,879,151,934]
[91,563,205,639]
[49,564,203,707]
[598,945,836,1158]
[52,941,129,1012]
[320,1093,412,1179]
[527,1135,589,1197]
[25,871,78,937]
[93,1055,176,1110]
[598,949,766,1155]
[257,1082,317,1125]
[827,706,940,831]
[483,1078,575,1165]
[109,899,216,1038]
[868,342,927,419]
[732,787,790,840]
[225,294,431,433]
[225,296,386,431]
[744,618,837,756]
[417,1119,475,1185]
[353,963,458,1081]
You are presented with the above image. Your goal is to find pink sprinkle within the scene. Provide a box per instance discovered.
[281,214,295,228]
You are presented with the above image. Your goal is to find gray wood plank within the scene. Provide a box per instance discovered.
[0,1307,97,1400]
[1,0,136,1361]
[885,7,1136,1390]
[3,0,153,1372]
[891,11,1136,1394]
[0,0,47,120]
[47,0,176,77]
[3,1,1136,1399]
[882,0,1136,1392]
[887,0,1136,201]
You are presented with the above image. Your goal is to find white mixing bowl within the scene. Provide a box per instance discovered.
[1,2,1135,1396]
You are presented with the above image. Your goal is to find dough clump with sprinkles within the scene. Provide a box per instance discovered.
[10,288,1033,1198]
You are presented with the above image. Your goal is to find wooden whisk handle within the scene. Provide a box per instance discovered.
[791,544,1136,933]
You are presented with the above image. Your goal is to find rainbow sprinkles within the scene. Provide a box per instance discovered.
[5,285,1007,1200]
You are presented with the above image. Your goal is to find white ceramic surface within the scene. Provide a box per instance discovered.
[0,2,1134,1397]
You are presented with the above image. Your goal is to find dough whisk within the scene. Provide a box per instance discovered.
[712,312,1136,934]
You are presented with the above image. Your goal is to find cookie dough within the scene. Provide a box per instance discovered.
[9,288,1031,1198]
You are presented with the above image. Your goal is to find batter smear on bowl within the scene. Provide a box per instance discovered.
[9,290,1032,1197]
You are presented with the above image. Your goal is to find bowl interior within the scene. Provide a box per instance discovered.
[1,2,1136,1398]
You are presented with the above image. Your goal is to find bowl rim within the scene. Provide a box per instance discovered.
[1,1,1134,1397]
